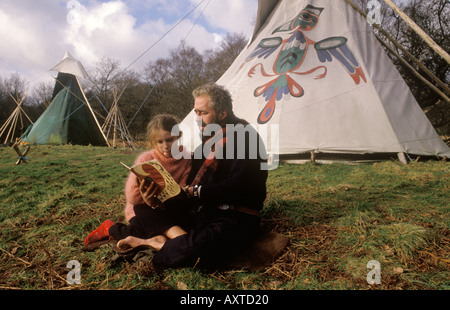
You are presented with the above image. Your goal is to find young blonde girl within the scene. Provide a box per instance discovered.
[124,114,191,221]
[84,114,191,247]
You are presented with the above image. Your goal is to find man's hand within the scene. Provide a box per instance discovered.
[138,177,162,208]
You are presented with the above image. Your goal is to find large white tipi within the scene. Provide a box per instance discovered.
[183,0,450,162]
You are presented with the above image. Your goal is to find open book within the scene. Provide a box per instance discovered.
[120,160,181,204]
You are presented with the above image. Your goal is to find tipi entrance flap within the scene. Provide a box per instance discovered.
[25,86,71,144]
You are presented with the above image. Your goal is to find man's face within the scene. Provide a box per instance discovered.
[194,95,226,131]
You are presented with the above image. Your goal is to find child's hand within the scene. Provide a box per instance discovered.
[139,178,162,208]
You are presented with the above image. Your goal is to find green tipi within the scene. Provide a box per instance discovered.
[22,52,109,146]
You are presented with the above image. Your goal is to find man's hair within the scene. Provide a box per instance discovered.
[192,83,234,117]
[146,114,180,148]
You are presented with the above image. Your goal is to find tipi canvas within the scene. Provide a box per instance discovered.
[183,0,450,161]
[22,52,108,146]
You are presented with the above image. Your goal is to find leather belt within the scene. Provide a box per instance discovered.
[217,204,260,217]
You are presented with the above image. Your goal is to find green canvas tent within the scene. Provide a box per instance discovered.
[22,52,109,146]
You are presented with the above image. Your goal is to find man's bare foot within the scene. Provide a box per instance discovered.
[117,235,168,251]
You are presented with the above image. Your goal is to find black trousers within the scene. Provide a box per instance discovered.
[109,196,261,269]
[152,206,261,268]
[109,195,194,240]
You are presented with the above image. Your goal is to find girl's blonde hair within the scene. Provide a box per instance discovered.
[146,114,180,148]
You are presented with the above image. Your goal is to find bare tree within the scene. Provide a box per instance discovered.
[204,32,248,82]
[86,57,124,114]
[0,74,33,143]
[3,73,27,99]
[143,58,175,106]
[140,40,206,121]
[32,81,53,108]
[169,40,206,94]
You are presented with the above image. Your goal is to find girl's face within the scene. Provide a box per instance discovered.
[155,129,178,157]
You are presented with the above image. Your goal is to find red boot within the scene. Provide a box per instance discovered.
[84,220,114,245]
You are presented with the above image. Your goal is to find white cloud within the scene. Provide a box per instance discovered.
[214,33,224,44]
[65,1,141,65]
[0,1,67,80]
[194,0,258,35]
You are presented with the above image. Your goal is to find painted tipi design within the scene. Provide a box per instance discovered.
[241,4,367,124]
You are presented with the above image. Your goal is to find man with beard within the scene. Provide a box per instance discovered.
[117,83,268,268]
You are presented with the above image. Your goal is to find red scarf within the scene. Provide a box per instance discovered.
[191,126,227,186]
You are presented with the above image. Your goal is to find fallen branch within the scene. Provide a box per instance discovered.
[0,246,32,267]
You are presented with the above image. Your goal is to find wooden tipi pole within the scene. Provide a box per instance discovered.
[383,0,450,64]
[345,0,450,98]
[0,93,32,144]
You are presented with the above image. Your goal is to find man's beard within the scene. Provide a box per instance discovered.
[200,116,225,143]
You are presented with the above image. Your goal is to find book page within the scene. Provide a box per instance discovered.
[124,160,181,203]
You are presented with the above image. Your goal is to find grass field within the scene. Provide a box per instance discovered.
[0,144,448,290]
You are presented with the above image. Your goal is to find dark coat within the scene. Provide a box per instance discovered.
[187,116,268,211]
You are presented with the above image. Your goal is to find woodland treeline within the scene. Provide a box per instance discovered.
[1,0,448,143]
[0,32,247,142]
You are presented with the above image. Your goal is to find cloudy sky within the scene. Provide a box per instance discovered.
[0,0,258,88]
